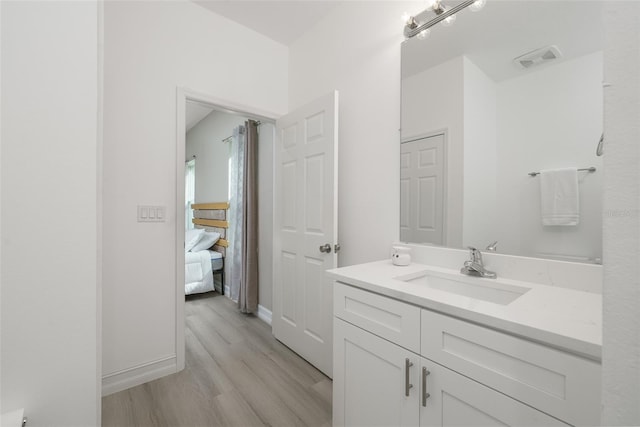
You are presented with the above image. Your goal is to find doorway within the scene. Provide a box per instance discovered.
[175,88,277,370]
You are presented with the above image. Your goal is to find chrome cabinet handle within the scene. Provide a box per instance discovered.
[319,243,332,253]
[422,367,431,406]
[405,358,414,397]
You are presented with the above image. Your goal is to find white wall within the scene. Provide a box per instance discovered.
[1,1,99,425]
[289,1,422,267]
[186,111,242,203]
[462,57,497,250]
[602,3,640,424]
[496,52,603,261]
[401,56,466,248]
[102,0,287,392]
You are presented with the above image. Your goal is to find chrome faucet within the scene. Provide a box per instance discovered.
[461,247,497,279]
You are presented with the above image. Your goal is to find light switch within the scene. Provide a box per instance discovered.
[138,205,166,222]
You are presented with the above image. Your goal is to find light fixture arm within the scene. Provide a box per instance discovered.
[404,0,477,39]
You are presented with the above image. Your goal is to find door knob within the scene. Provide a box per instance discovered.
[319,243,332,253]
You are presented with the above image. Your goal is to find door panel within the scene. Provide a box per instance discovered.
[280,251,297,325]
[273,91,339,378]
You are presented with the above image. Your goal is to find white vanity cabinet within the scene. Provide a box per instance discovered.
[333,282,601,427]
[333,318,420,426]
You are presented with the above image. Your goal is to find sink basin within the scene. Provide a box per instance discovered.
[395,270,531,305]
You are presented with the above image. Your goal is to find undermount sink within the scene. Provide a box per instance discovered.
[395,270,531,305]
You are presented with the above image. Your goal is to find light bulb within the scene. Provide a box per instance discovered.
[401,12,411,23]
[469,0,486,11]
[442,13,456,26]
[417,29,430,40]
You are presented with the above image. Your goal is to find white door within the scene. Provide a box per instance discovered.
[273,91,338,378]
[419,359,568,426]
[334,319,420,427]
[400,134,446,245]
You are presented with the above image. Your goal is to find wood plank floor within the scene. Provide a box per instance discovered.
[102,292,332,427]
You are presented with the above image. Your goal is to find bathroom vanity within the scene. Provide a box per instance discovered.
[328,251,602,426]
[333,2,605,424]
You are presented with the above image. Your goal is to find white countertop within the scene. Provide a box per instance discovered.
[1,409,25,427]
[327,260,602,361]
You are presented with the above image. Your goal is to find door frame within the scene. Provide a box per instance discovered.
[175,87,279,370]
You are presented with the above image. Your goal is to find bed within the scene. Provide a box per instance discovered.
[185,249,223,295]
[185,202,229,296]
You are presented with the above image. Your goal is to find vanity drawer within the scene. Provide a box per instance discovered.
[421,309,601,426]
[334,282,420,353]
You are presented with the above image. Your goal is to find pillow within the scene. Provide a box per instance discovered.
[190,231,221,252]
[185,228,205,252]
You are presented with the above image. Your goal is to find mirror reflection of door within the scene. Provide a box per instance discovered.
[400,133,446,245]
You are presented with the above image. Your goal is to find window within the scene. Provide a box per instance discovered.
[185,159,195,230]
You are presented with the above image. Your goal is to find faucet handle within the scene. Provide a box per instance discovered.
[485,241,498,252]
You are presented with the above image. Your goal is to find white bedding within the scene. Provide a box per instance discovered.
[185,250,214,295]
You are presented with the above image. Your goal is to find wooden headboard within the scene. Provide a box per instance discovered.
[191,202,229,256]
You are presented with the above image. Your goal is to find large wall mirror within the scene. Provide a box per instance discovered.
[400,1,604,264]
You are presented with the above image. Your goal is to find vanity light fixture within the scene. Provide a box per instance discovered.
[432,0,457,26]
[404,0,485,39]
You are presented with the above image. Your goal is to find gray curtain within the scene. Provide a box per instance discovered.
[237,120,259,313]
[229,125,244,302]
[228,121,259,313]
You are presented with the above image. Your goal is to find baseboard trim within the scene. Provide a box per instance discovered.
[257,304,272,325]
[102,355,176,396]
[223,289,270,325]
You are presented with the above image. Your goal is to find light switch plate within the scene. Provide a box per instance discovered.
[138,205,166,222]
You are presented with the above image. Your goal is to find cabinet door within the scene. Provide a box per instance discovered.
[421,309,601,426]
[334,318,420,427]
[419,359,569,427]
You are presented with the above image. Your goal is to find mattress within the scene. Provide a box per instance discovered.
[208,250,223,271]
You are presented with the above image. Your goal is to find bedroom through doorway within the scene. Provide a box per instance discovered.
[176,91,277,370]
[184,101,248,297]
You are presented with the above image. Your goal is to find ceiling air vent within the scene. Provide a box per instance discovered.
[513,45,562,70]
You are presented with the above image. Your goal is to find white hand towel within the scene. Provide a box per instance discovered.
[540,167,579,226]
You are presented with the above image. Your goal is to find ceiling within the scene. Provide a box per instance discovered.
[193,0,342,46]
[186,102,216,132]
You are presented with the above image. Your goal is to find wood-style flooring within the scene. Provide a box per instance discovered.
[102,292,332,427]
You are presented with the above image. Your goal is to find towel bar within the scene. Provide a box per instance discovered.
[528,166,596,177]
